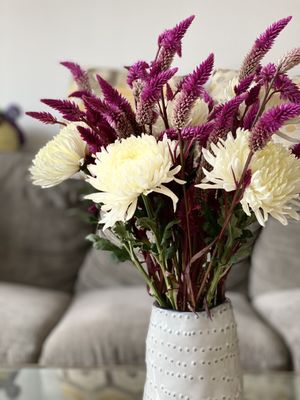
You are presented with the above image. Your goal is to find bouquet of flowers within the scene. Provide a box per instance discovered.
[28,15,300,313]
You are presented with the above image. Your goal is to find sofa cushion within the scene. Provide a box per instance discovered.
[229,292,290,371]
[39,287,152,366]
[39,288,289,371]
[250,217,300,298]
[0,282,70,366]
[253,289,300,371]
[76,248,144,292]
[0,152,91,292]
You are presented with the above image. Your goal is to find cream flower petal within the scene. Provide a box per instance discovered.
[150,185,179,211]
[85,134,184,229]
[197,129,300,226]
[30,122,87,188]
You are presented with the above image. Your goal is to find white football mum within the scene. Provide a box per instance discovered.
[30,123,87,188]
[196,129,300,226]
[85,134,183,230]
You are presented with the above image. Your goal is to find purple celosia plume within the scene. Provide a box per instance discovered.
[250,103,300,151]
[96,75,136,120]
[141,68,178,103]
[136,68,178,125]
[60,61,90,91]
[274,74,300,103]
[77,125,104,153]
[172,54,214,129]
[41,99,85,122]
[278,48,300,73]
[181,123,215,146]
[68,89,92,99]
[157,15,195,70]
[242,101,260,130]
[26,111,62,125]
[163,122,214,147]
[126,61,149,88]
[208,94,247,143]
[82,94,133,139]
[234,74,255,95]
[257,63,277,84]
[239,16,292,80]
[166,83,174,101]
[244,84,261,107]
[181,54,214,95]
[103,105,134,138]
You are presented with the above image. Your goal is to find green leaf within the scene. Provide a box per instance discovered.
[113,222,129,240]
[161,220,179,246]
[164,244,178,260]
[231,244,252,264]
[136,217,157,232]
[86,234,131,262]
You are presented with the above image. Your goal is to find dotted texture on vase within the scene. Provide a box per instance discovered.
[143,300,243,400]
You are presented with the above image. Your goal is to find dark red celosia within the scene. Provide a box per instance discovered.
[96,75,136,120]
[291,143,300,158]
[77,125,104,153]
[26,111,59,125]
[41,99,85,122]
[245,84,261,107]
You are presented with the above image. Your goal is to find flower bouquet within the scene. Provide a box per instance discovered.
[28,15,300,399]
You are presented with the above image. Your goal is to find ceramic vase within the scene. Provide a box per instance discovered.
[143,300,243,400]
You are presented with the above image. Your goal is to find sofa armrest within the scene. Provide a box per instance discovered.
[253,288,300,371]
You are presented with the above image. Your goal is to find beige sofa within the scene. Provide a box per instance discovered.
[0,152,298,371]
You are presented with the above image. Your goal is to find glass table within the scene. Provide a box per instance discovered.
[0,368,299,399]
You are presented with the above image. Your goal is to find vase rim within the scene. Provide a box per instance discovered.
[152,298,232,315]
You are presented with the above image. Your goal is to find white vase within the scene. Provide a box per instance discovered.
[143,300,243,400]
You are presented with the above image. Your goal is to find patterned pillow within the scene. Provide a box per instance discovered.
[0,106,24,152]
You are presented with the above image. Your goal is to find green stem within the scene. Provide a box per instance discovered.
[196,151,253,304]
[141,195,176,309]
[124,241,166,307]
[206,262,224,307]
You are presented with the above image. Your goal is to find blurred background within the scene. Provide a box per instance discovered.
[1,0,300,380]
[1,0,300,150]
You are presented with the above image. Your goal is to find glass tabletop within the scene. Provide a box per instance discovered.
[0,368,299,400]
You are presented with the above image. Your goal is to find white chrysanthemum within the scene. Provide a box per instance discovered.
[30,122,87,188]
[196,129,300,226]
[198,129,250,192]
[153,98,209,136]
[85,134,184,230]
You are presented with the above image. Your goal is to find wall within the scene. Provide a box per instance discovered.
[1,0,300,150]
